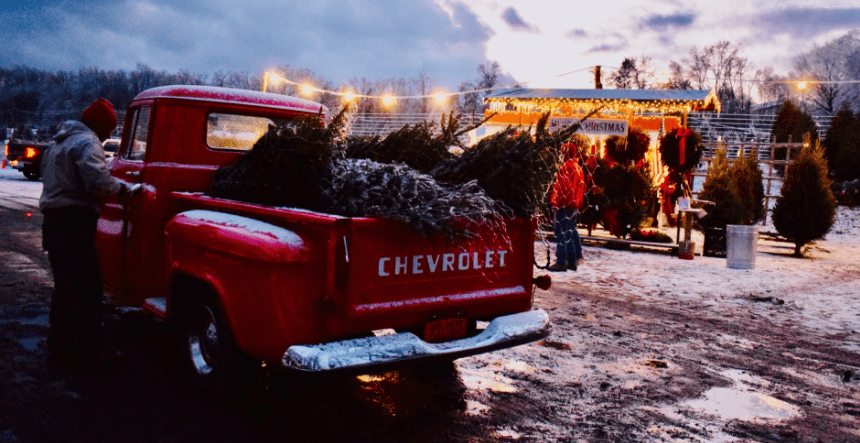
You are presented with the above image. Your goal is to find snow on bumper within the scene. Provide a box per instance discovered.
[283,309,551,372]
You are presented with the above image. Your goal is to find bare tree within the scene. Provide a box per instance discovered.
[658,61,692,90]
[672,41,752,110]
[416,71,432,113]
[793,31,860,115]
[846,48,860,112]
[633,56,655,89]
[754,67,789,103]
[683,46,711,89]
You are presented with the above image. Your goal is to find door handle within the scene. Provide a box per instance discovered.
[126,170,140,177]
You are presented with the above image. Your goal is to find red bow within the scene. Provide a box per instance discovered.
[676,128,691,167]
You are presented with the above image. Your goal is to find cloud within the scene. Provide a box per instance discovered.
[0,0,493,88]
[641,13,696,31]
[751,7,860,39]
[588,43,628,53]
[501,7,539,33]
[565,29,587,38]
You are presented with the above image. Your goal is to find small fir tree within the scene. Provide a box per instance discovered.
[829,107,860,182]
[771,99,819,145]
[823,105,858,178]
[771,100,819,175]
[771,142,837,257]
[698,147,744,229]
[729,148,766,224]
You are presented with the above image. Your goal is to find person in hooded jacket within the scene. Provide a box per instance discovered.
[548,143,586,272]
[40,98,132,369]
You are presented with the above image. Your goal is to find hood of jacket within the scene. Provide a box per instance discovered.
[53,120,96,144]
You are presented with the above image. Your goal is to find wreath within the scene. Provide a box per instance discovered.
[604,127,650,164]
[659,127,702,172]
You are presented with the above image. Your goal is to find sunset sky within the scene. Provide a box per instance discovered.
[1,0,858,91]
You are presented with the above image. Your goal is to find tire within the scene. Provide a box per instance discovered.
[182,289,258,397]
[23,167,41,181]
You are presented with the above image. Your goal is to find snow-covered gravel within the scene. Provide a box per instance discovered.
[455,206,860,442]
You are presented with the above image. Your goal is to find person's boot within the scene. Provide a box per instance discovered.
[547,262,567,272]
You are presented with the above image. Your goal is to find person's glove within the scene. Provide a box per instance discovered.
[118,183,143,198]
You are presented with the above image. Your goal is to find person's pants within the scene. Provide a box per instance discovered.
[42,206,104,363]
[554,208,582,266]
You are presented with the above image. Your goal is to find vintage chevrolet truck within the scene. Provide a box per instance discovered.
[98,85,551,394]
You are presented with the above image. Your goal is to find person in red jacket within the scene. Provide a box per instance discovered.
[549,143,586,271]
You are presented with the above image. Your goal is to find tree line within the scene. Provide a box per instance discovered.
[607,31,860,116]
[3,32,858,135]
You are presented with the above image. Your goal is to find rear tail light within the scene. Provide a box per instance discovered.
[25,147,37,159]
[4,144,8,156]
[533,275,552,291]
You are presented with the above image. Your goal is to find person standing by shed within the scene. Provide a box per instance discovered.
[549,143,586,272]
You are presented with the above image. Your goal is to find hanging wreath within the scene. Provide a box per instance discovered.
[604,127,650,164]
[659,127,703,173]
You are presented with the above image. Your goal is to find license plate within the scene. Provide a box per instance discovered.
[423,317,468,343]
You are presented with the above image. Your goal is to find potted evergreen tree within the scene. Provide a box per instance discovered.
[698,147,744,257]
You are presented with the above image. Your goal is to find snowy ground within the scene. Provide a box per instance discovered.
[455,207,860,442]
[2,165,859,442]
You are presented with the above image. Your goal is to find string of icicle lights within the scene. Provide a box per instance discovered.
[262,67,860,104]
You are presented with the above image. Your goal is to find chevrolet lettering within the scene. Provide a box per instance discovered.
[378,250,509,276]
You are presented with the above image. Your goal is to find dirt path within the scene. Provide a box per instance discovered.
[1,191,859,441]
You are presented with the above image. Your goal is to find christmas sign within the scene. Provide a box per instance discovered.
[549,118,628,136]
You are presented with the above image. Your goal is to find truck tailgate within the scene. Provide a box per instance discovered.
[332,217,535,333]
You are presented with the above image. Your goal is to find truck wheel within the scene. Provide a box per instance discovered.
[183,292,256,396]
[23,168,41,181]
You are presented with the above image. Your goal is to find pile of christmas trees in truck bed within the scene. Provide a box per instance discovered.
[208,109,587,240]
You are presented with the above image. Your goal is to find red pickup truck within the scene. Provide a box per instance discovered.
[99,85,551,394]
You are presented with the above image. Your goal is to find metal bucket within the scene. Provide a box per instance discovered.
[726,225,757,269]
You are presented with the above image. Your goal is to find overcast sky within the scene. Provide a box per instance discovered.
[1,0,858,91]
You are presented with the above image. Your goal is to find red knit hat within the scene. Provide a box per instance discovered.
[81,98,117,140]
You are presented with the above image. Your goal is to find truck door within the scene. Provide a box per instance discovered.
[97,105,150,299]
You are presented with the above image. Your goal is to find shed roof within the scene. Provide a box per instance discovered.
[485,88,720,113]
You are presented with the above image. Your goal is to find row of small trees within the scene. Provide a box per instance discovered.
[698,138,836,257]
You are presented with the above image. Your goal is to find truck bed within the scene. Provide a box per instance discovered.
[165,192,538,362]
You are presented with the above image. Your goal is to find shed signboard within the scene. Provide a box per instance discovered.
[549,118,628,136]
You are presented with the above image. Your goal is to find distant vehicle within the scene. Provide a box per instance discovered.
[5,140,51,180]
[103,138,121,158]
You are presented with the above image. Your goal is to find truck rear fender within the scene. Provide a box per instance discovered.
[164,211,313,358]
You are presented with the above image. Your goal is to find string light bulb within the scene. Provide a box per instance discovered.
[343,91,356,102]
[434,92,446,104]
[382,95,395,107]
[302,84,315,95]
[797,81,808,90]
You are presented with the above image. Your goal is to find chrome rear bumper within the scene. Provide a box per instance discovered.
[282,309,551,373]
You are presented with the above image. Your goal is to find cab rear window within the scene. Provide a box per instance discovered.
[206,113,284,151]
